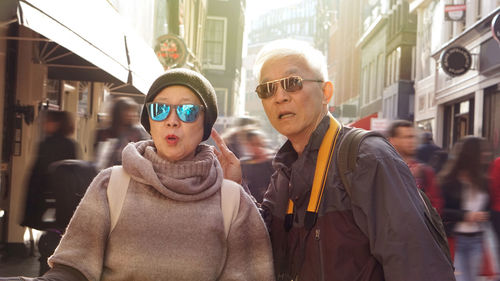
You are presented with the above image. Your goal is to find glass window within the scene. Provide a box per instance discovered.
[370,61,376,101]
[154,0,169,40]
[203,17,227,69]
[78,82,93,117]
[395,47,401,82]
[46,79,61,107]
[215,88,228,116]
[377,53,384,98]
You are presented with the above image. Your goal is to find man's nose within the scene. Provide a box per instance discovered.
[274,83,290,103]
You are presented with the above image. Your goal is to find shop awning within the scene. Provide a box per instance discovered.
[347,113,378,130]
[17,0,163,94]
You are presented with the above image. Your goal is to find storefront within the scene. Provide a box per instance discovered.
[431,8,500,152]
[0,0,163,255]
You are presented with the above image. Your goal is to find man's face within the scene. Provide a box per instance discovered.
[389,126,417,158]
[258,56,329,143]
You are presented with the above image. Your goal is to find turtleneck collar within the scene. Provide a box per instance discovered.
[121,140,223,202]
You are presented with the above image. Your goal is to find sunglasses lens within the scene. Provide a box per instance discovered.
[148,103,170,121]
[256,82,276,99]
[283,77,302,92]
[176,104,201,123]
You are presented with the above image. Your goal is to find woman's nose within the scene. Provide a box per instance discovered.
[165,110,180,127]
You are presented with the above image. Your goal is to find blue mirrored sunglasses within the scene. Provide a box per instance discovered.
[146,103,204,123]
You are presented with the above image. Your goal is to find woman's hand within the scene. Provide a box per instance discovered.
[464,211,490,222]
[211,128,243,184]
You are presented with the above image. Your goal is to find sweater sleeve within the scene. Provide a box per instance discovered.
[47,168,112,281]
[218,187,275,281]
[10,264,88,281]
[349,137,455,281]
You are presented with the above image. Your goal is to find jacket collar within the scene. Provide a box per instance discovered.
[274,114,331,169]
[273,115,334,207]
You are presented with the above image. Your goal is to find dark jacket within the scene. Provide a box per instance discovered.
[441,179,490,236]
[94,125,149,168]
[22,134,79,230]
[262,116,455,281]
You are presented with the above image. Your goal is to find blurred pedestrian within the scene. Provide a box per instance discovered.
[439,136,493,281]
[20,110,80,274]
[94,97,149,170]
[489,155,500,266]
[417,131,448,173]
[5,68,274,281]
[221,116,260,159]
[388,120,443,212]
[241,129,274,203]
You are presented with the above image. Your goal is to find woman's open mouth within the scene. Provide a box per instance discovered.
[166,134,179,144]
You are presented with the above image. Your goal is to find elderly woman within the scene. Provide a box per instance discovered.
[9,69,274,281]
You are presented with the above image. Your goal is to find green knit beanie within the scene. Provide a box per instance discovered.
[140,68,218,141]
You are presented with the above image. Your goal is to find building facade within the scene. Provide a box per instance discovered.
[202,0,246,120]
[382,0,417,121]
[243,0,331,145]
[410,0,500,152]
[0,0,207,256]
[355,0,389,128]
[327,0,362,123]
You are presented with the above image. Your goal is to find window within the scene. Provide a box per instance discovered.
[476,0,482,20]
[203,17,227,69]
[395,47,401,82]
[46,79,61,107]
[369,62,376,101]
[78,82,93,117]
[215,88,228,116]
[362,66,369,105]
[377,53,384,98]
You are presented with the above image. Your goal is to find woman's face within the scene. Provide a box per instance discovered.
[149,85,205,162]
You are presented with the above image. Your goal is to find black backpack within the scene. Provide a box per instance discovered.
[336,128,453,265]
[48,159,98,230]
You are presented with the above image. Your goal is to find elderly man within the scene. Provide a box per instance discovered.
[212,39,455,281]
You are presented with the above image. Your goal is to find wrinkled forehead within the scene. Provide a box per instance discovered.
[259,55,316,83]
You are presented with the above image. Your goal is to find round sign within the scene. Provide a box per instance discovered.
[492,13,500,43]
[440,46,472,77]
[155,34,188,69]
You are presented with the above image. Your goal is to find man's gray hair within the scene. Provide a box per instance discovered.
[253,39,328,82]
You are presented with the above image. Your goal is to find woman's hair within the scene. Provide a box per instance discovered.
[253,39,328,82]
[110,97,138,134]
[438,136,492,190]
[45,110,75,136]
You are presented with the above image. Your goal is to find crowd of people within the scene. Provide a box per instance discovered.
[3,38,500,281]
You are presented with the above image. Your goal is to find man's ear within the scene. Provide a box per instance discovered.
[322,81,334,104]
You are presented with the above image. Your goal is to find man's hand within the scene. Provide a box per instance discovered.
[211,128,243,184]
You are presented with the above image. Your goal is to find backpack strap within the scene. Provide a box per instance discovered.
[220,179,241,239]
[107,166,130,234]
[106,167,240,239]
[337,128,384,196]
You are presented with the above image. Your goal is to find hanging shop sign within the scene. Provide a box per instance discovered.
[444,4,466,21]
[155,34,188,69]
[440,46,472,77]
[492,13,500,43]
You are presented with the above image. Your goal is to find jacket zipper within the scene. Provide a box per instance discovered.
[315,229,325,281]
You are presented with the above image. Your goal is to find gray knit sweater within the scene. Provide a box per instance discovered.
[48,140,275,281]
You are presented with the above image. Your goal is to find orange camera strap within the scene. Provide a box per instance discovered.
[285,114,341,231]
